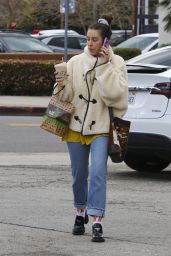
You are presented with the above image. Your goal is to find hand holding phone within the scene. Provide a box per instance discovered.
[99,37,110,61]
[103,37,110,48]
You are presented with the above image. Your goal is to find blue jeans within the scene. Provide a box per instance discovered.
[67,136,109,217]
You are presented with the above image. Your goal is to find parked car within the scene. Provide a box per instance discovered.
[32,29,79,37]
[115,33,159,54]
[124,46,171,172]
[110,30,132,46]
[38,34,87,52]
[0,31,53,53]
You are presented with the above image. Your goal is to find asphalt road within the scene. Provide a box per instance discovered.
[0,116,171,255]
[0,116,67,153]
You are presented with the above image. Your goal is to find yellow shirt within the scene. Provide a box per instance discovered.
[62,129,108,145]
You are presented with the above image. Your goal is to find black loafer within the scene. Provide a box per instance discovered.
[91,223,105,242]
[72,214,89,235]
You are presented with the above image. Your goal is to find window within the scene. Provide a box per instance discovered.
[150,43,158,51]
[133,50,171,67]
[48,36,87,49]
[3,36,52,52]
[117,36,158,51]
[0,40,3,52]
[78,37,87,49]
[67,37,80,49]
[48,37,65,47]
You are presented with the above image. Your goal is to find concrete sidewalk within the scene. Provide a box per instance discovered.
[0,96,50,115]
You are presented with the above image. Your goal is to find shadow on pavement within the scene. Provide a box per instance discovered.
[108,169,171,182]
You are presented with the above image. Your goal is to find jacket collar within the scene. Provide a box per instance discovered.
[83,46,113,75]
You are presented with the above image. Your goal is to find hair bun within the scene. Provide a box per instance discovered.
[101,13,113,26]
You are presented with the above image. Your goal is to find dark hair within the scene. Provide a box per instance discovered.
[88,13,113,40]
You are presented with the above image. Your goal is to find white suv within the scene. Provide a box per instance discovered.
[31,29,79,37]
[124,46,171,172]
[115,33,159,54]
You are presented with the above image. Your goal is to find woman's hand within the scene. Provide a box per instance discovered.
[54,71,65,87]
[99,46,110,63]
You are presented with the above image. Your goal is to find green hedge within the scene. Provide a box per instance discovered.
[114,48,141,60]
[0,49,141,96]
[0,60,57,96]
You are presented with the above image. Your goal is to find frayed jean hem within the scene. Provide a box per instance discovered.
[87,208,105,218]
[74,203,87,209]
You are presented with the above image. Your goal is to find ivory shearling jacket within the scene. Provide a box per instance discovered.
[56,46,128,135]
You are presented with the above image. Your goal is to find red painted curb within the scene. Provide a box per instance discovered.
[0,106,46,116]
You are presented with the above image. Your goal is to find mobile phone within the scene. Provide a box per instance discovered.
[103,37,110,48]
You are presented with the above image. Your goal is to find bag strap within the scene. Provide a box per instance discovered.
[108,107,114,146]
[52,82,65,96]
[108,107,114,120]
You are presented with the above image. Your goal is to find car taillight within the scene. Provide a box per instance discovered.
[150,82,171,98]
[32,29,40,35]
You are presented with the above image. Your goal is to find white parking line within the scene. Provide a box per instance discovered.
[5,123,40,127]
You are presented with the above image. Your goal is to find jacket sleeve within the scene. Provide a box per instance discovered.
[95,55,128,116]
[53,60,74,102]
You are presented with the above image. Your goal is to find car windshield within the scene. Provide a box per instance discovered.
[129,49,171,67]
[116,36,158,51]
[3,36,53,52]
[47,36,87,50]
[78,38,87,49]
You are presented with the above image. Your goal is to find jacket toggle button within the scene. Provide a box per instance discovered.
[91,99,97,104]
[74,116,82,124]
[89,121,96,130]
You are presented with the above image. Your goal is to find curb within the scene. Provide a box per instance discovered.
[0,106,46,116]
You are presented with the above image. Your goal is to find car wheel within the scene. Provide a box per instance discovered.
[124,157,170,172]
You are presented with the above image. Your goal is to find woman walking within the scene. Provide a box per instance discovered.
[55,13,128,242]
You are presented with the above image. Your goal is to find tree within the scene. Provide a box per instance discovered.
[160,0,171,31]
[0,0,132,32]
[69,0,130,34]
[31,0,60,29]
[0,0,34,28]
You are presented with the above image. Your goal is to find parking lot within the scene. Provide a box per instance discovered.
[0,155,171,256]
